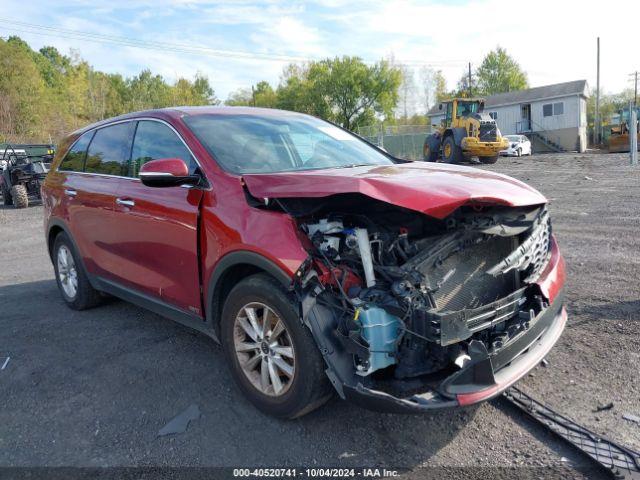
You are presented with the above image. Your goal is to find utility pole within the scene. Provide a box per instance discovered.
[251,85,256,107]
[630,101,638,165]
[633,71,638,106]
[594,37,600,146]
[468,62,472,97]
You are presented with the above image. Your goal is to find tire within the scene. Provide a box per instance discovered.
[479,156,499,164]
[221,273,332,419]
[442,136,463,164]
[52,232,102,310]
[423,137,439,162]
[1,184,12,206]
[10,184,27,208]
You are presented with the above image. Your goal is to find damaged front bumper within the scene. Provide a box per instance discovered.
[340,292,565,413]
[304,237,567,414]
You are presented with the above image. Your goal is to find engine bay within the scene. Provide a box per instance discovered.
[283,194,553,396]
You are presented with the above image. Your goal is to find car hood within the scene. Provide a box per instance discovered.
[242,162,547,219]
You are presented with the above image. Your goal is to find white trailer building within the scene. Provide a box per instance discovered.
[428,80,589,153]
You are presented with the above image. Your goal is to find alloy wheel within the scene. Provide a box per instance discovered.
[57,245,78,299]
[233,302,296,397]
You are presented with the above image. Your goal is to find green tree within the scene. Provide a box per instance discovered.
[0,38,47,141]
[276,63,323,116]
[253,81,277,107]
[192,73,219,105]
[0,36,220,143]
[125,69,172,110]
[313,57,401,129]
[476,47,528,95]
[226,81,277,107]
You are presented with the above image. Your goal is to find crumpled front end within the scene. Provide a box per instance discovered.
[287,196,566,413]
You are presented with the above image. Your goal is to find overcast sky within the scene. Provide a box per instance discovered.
[1,0,638,101]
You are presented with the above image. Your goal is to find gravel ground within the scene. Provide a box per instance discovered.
[0,152,638,478]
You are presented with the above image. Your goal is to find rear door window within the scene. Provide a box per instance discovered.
[85,122,135,176]
[129,120,196,177]
[59,130,94,172]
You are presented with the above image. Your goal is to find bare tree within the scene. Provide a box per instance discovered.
[397,65,417,119]
[419,66,436,114]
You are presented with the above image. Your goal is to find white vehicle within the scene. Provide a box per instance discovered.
[500,135,532,157]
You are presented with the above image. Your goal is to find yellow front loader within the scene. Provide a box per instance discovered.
[608,106,640,153]
[424,98,509,164]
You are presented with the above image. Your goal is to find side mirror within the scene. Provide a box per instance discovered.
[139,158,200,188]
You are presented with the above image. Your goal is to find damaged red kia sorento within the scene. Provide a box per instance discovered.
[42,107,566,418]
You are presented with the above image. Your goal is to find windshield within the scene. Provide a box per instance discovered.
[456,101,479,117]
[184,114,394,174]
[505,135,520,141]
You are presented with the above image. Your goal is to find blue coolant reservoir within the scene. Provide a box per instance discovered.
[356,306,402,376]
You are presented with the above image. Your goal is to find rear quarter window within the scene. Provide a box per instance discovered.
[59,131,94,172]
[85,122,135,176]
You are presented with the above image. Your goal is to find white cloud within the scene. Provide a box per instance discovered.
[2,0,639,103]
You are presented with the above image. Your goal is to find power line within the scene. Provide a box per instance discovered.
[0,17,466,68]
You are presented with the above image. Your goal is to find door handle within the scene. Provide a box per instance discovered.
[64,188,77,197]
[116,198,135,208]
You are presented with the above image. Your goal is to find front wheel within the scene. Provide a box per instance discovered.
[442,136,463,164]
[221,274,332,419]
[479,156,499,164]
[10,184,28,208]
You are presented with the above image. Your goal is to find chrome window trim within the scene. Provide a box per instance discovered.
[55,117,210,188]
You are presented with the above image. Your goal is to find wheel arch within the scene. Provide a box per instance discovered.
[449,127,467,145]
[206,251,294,341]
[46,219,99,290]
[47,220,70,261]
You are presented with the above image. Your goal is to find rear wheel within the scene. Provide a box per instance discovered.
[221,273,332,419]
[442,136,463,164]
[53,232,102,310]
[10,184,28,208]
[479,156,499,164]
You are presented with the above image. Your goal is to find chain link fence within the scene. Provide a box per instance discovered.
[357,124,431,160]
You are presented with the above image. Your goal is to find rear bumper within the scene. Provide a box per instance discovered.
[342,292,566,413]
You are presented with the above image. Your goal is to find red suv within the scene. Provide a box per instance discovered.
[43,107,566,418]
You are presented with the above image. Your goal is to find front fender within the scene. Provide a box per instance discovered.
[205,250,295,341]
[450,127,467,145]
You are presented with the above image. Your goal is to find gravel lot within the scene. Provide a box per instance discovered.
[0,152,638,478]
